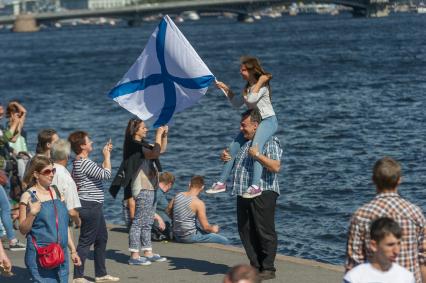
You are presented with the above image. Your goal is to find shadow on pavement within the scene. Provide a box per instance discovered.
[2,266,31,282]
[167,256,230,275]
[87,249,129,264]
[110,227,128,234]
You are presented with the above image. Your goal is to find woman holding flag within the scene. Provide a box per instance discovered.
[207,56,277,199]
[121,118,169,266]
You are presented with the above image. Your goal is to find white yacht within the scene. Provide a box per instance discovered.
[181,11,200,21]
[418,3,426,13]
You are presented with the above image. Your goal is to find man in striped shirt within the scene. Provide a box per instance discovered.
[345,157,426,283]
[222,109,282,281]
[167,176,229,244]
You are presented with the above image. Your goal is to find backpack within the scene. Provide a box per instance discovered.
[9,156,24,202]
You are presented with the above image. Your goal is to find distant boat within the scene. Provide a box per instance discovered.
[392,4,410,12]
[181,11,200,21]
[260,8,282,18]
[221,12,235,19]
[330,9,339,16]
[253,13,262,20]
[418,3,426,13]
[244,16,254,23]
[289,7,298,16]
[174,15,184,23]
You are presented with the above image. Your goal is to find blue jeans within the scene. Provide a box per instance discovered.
[74,201,107,278]
[219,115,278,187]
[251,115,278,187]
[218,132,246,183]
[0,185,16,241]
[175,228,229,245]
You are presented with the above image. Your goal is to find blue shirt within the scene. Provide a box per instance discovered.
[155,188,169,220]
[231,136,282,196]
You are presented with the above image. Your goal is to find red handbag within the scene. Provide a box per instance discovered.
[31,188,65,269]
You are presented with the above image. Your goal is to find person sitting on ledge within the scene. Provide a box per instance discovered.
[166,175,229,245]
[152,172,175,241]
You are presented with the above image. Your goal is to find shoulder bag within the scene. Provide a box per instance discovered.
[30,187,65,269]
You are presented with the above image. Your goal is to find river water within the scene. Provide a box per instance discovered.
[0,13,425,265]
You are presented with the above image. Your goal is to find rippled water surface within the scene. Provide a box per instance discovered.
[1,13,425,265]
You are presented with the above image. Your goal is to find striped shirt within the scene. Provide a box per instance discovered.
[71,158,111,203]
[172,193,197,237]
[345,192,426,283]
[231,136,282,196]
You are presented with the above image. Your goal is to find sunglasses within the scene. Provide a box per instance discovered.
[40,168,56,176]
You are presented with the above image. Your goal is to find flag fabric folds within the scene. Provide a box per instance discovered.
[107,15,215,127]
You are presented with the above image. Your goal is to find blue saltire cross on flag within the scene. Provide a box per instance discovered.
[107,15,215,127]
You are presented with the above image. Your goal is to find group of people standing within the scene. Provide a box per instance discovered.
[0,44,420,283]
[0,99,122,282]
[1,53,421,283]
[0,55,283,282]
[13,127,120,283]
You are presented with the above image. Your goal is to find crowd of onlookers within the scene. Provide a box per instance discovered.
[0,100,231,283]
[0,97,425,283]
[0,100,29,277]
[0,56,284,283]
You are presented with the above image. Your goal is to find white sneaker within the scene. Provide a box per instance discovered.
[95,275,120,282]
[9,239,26,251]
[73,278,94,283]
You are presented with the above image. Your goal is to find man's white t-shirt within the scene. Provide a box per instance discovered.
[343,263,415,283]
[52,163,81,210]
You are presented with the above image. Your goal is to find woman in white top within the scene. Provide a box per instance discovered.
[207,56,278,198]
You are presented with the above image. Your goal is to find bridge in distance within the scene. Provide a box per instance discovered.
[0,0,389,32]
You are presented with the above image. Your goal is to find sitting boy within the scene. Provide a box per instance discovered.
[152,172,175,241]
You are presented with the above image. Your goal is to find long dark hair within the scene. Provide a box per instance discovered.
[240,56,272,99]
[122,118,163,172]
[123,118,144,160]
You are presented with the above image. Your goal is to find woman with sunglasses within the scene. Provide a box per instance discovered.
[68,131,119,283]
[18,155,81,283]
